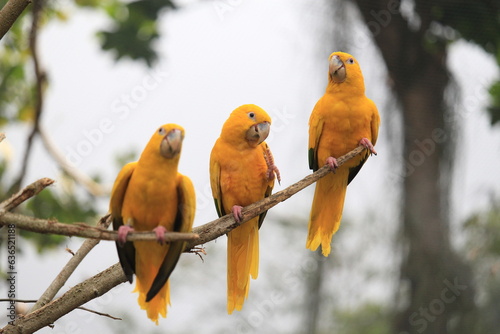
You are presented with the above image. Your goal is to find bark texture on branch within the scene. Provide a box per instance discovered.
[1,264,128,334]
[0,178,54,212]
[0,212,199,243]
[0,0,31,40]
[29,215,113,312]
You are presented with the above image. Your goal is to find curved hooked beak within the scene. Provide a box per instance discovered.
[246,121,270,145]
[329,55,346,83]
[160,129,183,159]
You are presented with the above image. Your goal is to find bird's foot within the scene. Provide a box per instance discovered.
[325,156,339,173]
[188,246,207,262]
[264,147,281,184]
[232,205,243,223]
[153,226,168,245]
[359,138,377,155]
[117,225,134,247]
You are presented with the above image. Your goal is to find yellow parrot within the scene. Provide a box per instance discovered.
[307,51,380,257]
[110,124,195,324]
[210,104,280,314]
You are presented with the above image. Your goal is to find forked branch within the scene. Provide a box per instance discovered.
[0,145,369,333]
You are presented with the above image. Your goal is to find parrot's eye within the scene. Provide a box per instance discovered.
[248,112,255,120]
[158,127,167,135]
[347,58,354,64]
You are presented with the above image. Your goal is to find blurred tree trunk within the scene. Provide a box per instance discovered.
[352,1,476,333]
[303,250,324,333]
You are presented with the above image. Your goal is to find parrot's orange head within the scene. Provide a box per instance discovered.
[221,104,272,148]
[328,52,365,92]
[151,123,185,159]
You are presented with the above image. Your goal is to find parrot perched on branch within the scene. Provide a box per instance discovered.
[110,123,195,324]
[210,104,280,314]
[307,51,380,257]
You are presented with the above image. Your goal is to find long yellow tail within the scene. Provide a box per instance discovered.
[306,169,348,257]
[134,241,170,324]
[227,218,259,314]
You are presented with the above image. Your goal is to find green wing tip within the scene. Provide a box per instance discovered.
[214,198,223,218]
[308,148,317,171]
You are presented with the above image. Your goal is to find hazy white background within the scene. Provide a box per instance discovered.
[2,0,500,333]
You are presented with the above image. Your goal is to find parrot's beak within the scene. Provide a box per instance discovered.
[246,121,270,146]
[160,128,183,159]
[329,55,346,83]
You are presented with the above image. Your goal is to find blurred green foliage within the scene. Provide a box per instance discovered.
[0,0,177,125]
[488,82,500,125]
[97,0,176,66]
[463,202,500,334]
[421,0,500,125]
[0,159,98,255]
[114,149,139,169]
[22,182,98,252]
[428,1,498,53]
[333,303,392,334]
[0,0,173,254]
[0,10,35,126]
[0,0,68,125]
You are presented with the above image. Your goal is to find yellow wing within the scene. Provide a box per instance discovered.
[347,99,380,185]
[110,162,137,283]
[146,174,196,302]
[209,147,225,218]
[308,107,324,172]
[371,100,380,146]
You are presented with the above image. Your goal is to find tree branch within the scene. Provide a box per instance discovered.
[0,146,366,246]
[29,215,112,312]
[0,178,54,212]
[0,145,369,333]
[75,307,122,321]
[0,299,37,304]
[11,0,45,193]
[0,212,199,243]
[0,0,31,40]
[1,264,128,334]
[0,300,121,321]
[187,145,367,249]
[38,125,108,197]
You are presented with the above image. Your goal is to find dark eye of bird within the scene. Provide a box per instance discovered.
[158,128,166,135]
[347,58,354,64]
[248,112,255,119]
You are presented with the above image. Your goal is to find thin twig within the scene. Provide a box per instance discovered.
[0,299,122,320]
[0,212,199,243]
[38,125,108,197]
[0,299,37,303]
[0,0,31,40]
[11,0,45,193]
[29,215,112,312]
[76,307,122,321]
[0,133,5,142]
[0,178,54,212]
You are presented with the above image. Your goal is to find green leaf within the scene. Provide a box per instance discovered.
[97,0,177,66]
[488,80,500,125]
